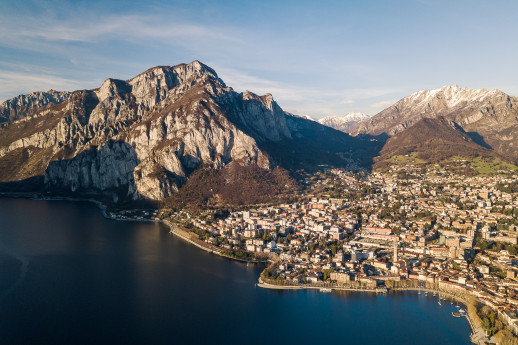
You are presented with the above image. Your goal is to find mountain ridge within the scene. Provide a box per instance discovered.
[354,84,518,159]
[3,69,517,205]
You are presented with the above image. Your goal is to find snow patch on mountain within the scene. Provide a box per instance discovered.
[318,112,371,133]
[404,85,504,109]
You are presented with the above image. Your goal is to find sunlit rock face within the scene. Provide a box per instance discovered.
[0,60,358,201]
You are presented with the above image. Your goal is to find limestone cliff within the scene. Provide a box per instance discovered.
[0,61,359,202]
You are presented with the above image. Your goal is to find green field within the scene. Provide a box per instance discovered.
[383,154,518,176]
[442,156,518,175]
[469,157,518,175]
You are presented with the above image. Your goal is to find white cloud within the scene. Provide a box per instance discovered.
[216,66,398,101]
[0,13,238,46]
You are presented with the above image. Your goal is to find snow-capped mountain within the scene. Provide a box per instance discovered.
[354,85,518,157]
[318,112,371,133]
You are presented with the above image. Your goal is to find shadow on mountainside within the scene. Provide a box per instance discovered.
[352,133,389,170]
[223,104,387,172]
[0,140,156,208]
[0,140,301,209]
[466,132,492,150]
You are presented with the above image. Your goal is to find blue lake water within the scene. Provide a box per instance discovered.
[0,198,471,344]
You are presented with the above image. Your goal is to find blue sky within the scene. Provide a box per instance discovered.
[1,0,517,118]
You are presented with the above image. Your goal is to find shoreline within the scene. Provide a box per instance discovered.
[0,193,269,265]
[164,220,270,264]
[257,278,387,293]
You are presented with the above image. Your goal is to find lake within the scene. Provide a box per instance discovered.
[0,198,471,344]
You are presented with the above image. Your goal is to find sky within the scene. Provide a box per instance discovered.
[1,0,517,119]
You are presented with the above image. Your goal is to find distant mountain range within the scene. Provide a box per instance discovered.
[316,85,518,165]
[318,112,371,133]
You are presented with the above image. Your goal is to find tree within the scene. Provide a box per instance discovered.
[476,238,489,251]
[322,268,335,281]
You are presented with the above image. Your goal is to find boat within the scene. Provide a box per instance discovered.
[438,301,442,306]
[320,288,332,292]
[459,309,466,314]
[452,312,461,318]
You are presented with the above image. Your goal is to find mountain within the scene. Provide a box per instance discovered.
[354,85,518,158]
[0,90,71,123]
[318,112,370,133]
[374,117,494,167]
[0,61,371,205]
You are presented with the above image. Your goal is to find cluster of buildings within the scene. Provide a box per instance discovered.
[166,165,518,333]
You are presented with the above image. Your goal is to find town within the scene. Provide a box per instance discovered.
[111,162,518,343]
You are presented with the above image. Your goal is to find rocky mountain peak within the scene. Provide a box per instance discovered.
[173,60,222,84]
[232,91,291,141]
[242,91,275,110]
[96,78,131,102]
[0,61,363,204]
[126,61,227,109]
